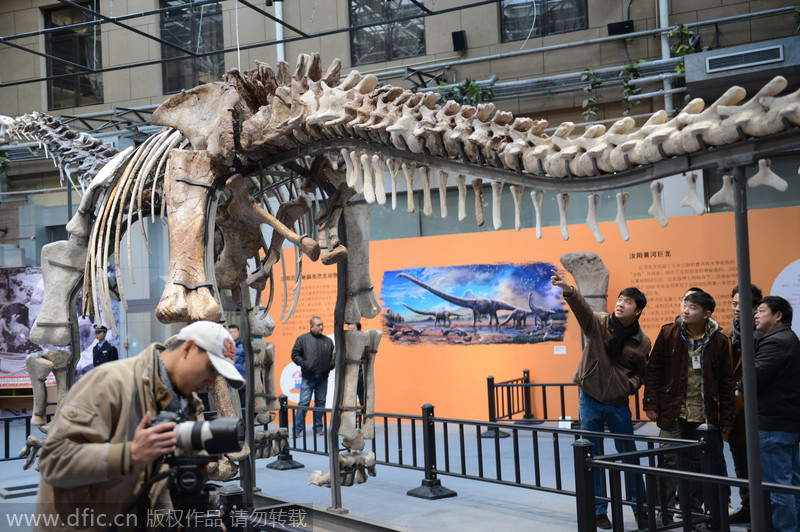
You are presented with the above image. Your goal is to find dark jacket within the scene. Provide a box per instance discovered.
[644,320,735,432]
[291,332,335,380]
[233,338,246,379]
[736,324,800,433]
[565,289,651,406]
[92,340,118,367]
[724,320,763,444]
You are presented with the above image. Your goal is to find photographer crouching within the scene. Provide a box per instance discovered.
[35,321,245,532]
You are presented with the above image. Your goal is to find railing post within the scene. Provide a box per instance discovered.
[698,423,728,531]
[407,404,457,500]
[487,376,496,422]
[522,369,535,422]
[573,438,597,532]
[266,395,304,470]
[481,376,508,438]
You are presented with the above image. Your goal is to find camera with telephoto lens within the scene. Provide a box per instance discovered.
[148,412,247,531]
[149,411,245,454]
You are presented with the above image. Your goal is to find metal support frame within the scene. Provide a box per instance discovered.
[237,291,256,509]
[327,213,349,513]
[257,128,800,193]
[57,0,197,56]
[732,164,767,532]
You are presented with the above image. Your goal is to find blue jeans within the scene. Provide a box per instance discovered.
[579,389,646,516]
[294,377,328,432]
[760,429,800,532]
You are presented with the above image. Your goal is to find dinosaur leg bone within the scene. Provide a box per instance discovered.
[339,330,369,449]
[253,341,278,425]
[360,329,382,440]
[156,149,225,324]
[29,239,87,346]
[343,197,381,323]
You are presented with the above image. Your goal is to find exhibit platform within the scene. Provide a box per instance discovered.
[0,421,753,531]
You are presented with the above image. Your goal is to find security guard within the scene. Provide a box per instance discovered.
[92,325,119,367]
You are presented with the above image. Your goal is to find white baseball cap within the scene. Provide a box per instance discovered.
[176,321,245,389]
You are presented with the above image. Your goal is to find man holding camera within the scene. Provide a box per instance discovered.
[35,321,244,531]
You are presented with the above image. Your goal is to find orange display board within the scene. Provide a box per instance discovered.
[268,206,800,421]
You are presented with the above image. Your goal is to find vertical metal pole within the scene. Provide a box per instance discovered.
[486,376,496,422]
[732,165,766,531]
[407,404,456,499]
[523,369,533,421]
[573,438,597,532]
[238,295,255,509]
[327,214,348,512]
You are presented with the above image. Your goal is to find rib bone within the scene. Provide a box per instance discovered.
[387,159,400,210]
[648,180,668,227]
[402,162,416,213]
[748,158,788,192]
[531,190,544,239]
[472,178,485,226]
[491,181,504,230]
[510,185,523,231]
[586,193,604,243]
[371,155,387,205]
[438,170,448,218]
[456,174,467,221]
[680,172,705,215]
[420,166,433,216]
[615,192,630,241]
[710,175,735,206]
[557,193,570,240]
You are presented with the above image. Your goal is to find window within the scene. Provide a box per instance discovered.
[160,0,224,94]
[501,0,588,42]
[44,3,103,110]
[350,0,425,66]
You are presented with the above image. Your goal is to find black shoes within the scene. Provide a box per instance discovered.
[596,514,612,529]
[729,508,750,524]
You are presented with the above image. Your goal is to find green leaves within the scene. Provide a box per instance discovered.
[581,69,603,121]
[437,78,494,106]
[620,60,644,116]
[668,24,695,74]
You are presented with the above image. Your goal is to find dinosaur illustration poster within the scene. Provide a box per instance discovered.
[380,263,568,345]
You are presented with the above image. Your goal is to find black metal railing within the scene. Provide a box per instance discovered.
[0,413,54,462]
[269,397,780,531]
[487,371,644,425]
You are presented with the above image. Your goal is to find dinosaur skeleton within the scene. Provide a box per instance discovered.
[2,55,799,485]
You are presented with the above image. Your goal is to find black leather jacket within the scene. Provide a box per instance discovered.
[291,332,334,380]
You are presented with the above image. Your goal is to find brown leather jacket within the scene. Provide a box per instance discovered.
[35,343,205,532]
[565,288,651,407]
[643,321,735,432]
